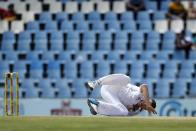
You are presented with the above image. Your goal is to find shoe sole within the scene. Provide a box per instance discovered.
[87,99,97,115]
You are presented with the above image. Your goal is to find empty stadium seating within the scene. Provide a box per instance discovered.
[0,0,195,99]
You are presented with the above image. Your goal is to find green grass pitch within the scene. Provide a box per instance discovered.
[0,116,196,131]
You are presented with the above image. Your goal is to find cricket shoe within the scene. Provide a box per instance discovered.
[87,81,99,89]
[87,98,99,115]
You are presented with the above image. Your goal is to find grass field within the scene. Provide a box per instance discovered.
[0,116,196,131]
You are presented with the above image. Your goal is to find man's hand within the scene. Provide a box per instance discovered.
[139,101,157,114]
[146,105,157,114]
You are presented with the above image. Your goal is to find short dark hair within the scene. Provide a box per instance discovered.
[150,99,156,108]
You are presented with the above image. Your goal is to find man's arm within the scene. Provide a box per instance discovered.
[140,84,150,102]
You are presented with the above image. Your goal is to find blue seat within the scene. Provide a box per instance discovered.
[114,60,128,74]
[98,31,112,50]
[180,60,194,72]
[0,52,2,61]
[146,40,159,51]
[131,31,144,42]
[156,79,170,98]
[145,1,157,11]
[153,11,166,20]
[72,12,84,22]
[97,61,110,78]
[42,51,55,61]
[75,51,89,61]
[13,61,27,79]
[162,40,175,50]
[39,12,52,22]
[189,51,196,60]
[189,79,196,97]
[55,12,68,22]
[29,60,43,79]
[64,61,77,79]
[88,11,100,21]
[120,12,133,22]
[163,61,178,79]
[179,60,194,79]
[98,40,111,51]
[162,69,177,79]
[0,88,4,98]
[0,61,10,79]
[156,51,172,61]
[17,31,31,51]
[21,79,39,98]
[123,51,140,61]
[138,20,152,32]
[146,31,160,51]
[131,61,144,72]
[61,0,69,3]
[34,31,48,51]
[58,51,75,62]
[56,79,71,98]
[164,60,179,70]
[73,79,88,98]
[66,31,80,51]
[1,41,14,51]
[107,51,122,62]
[3,51,18,61]
[146,68,160,79]
[147,60,161,70]
[114,31,128,50]
[131,31,144,50]
[140,51,156,60]
[50,31,64,51]
[82,31,96,51]
[131,68,143,81]
[106,21,120,31]
[47,61,61,79]
[75,21,89,32]
[137,11,150,21]
[147,31,160,43]
[39,79,56,98]
[91,51,107,62]
[80,61,94,79]
[45,21,57,32]
[178,69,193,79]
[122,21,136,32]
[172,79,187,98]
[104,12,117,22]
[26,21,39,33]
[172,51,185,61]
[91,21,105,32]
[60,21,73,32]
[131,40,144,51]
[1,31,15,51]
[163,31,176,44]
[26,51,42,61]
[160,1,170,11]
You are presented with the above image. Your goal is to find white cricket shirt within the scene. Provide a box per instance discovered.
[118,83,144,107]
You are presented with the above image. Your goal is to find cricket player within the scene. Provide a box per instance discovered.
[87,74,157,116]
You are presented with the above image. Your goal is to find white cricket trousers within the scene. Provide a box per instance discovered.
[96,74,131,116]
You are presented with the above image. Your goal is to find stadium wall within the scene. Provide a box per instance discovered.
[0,99,196,117]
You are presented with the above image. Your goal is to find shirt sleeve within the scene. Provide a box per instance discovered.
[127,84,144,102]
[127,84,140,92]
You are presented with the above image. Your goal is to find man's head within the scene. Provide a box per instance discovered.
[133,99,156,113]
